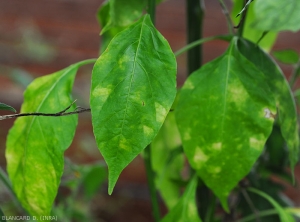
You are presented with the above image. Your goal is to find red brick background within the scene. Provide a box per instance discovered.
[0,0,300,221]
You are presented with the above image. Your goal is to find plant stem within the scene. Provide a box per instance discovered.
[218,0,234,35]
[0,167,27,214]
[145,1,160,221]
[241,188,261,222]
[186,0,204,75]
[148,0,156,24]
[237,0,249,37]
[204,193,216,222]
[144,145,161,222]
[236,209,278,222]
[174,35,231,57]
[0,100,90,121]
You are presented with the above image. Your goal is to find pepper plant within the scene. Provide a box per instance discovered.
[1,0,300,221]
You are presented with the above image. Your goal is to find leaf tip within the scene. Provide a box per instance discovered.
[219,195,230,213]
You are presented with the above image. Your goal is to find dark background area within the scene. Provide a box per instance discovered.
[1,0,300,221]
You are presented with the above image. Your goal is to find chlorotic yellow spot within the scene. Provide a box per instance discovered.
[143,125,153,136]
[193,146,208,169]
[92,86,113,103]
[184,131,191,141]
[212,142,222,151]
[155,103,167,123]
[228,81,248,104]
[119,136,131,151]
[187,201,198,218]
[184,81,195,90]
[249,137,264,151]
[211,166,221,174]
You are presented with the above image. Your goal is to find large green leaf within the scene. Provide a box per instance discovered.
[0,102,16,113]
[90,15,177,194]
[252,0,300,32]
[237,38,299,174]
[248,188,295,222]
[151,103,184,209]
[231,0,277,51]
[175,37,275,211]
[5,59,95,216]
[161,176,201,222]
[101,0,146,34]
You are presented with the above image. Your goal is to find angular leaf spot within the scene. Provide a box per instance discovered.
[184,81,195,90]
[183,131,191,141]
[143,125,154,136]
[249,137,264,150]
[264,108,276,119]
[208,166,222,174]
[92,86,114,104]
[155,102,168,123]
[193,146,208,169]
[212,142,222,151]
[119,136,132,151]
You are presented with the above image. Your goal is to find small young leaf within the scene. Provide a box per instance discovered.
[248,188,295,222]
[5,59,95,216]
[0,102,16,113]
[237,38,299,176]
[101,0,146,34]
[252,0,300,32]
[161,176,201,222]
[97,1,126,53]
[231,0,277,51]
[81,163,107,200]
[176,37,275,211]
[91,15,177,194]
[272,49,299,65]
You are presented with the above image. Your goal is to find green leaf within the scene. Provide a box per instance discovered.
[81,163,107,199]
[175,37,275,211]
[5,59,95,216]
[161,176,201,222]
[151,103,184,209]
[231,0,277,51]
[237,38,299,175]
[90,15,177,194]
[252,0,300,32]
[272,49,299,65]
[101,0,146,34]
[0,102,16,113]
[97,1,126,53]
[248,187,295,222]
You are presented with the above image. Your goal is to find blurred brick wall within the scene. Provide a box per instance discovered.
[0,1,300,217]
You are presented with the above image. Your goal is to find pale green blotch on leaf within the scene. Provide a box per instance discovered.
[90,15,177,194]
[5,59,95,217]
[175,37,276,211]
